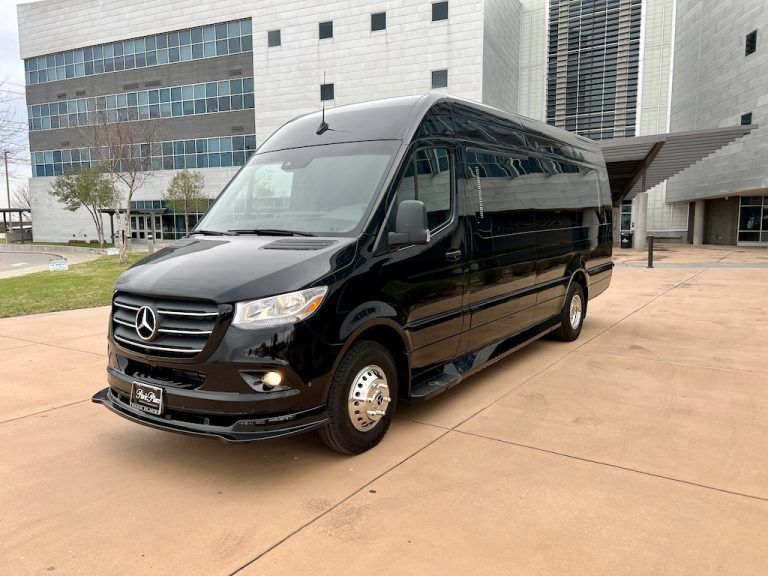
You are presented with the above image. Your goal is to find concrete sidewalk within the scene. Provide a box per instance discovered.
[1,244,767,575]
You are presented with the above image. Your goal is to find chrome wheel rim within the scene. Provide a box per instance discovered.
[569,293,583,330]
[348,364,391,432]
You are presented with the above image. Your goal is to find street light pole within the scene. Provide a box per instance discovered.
[3,150,10,244]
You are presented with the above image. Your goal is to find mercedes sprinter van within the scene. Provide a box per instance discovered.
[93,94,613,454]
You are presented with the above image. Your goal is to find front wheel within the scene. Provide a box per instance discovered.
[318,341,398,454]
[553,282,585,342]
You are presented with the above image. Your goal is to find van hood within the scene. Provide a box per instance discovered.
[115,235,357,303]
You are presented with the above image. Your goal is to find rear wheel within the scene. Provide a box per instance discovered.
[318,341,398,454]
[553,282,585,342]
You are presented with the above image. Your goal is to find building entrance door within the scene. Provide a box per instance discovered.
[130,214,161,241]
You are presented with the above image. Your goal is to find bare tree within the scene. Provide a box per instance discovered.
[0,78,25,159]
[78,106,164,263]
[1,79,29,227]
[10,183,31,221]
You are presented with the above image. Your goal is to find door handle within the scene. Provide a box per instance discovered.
[445,249,462,262]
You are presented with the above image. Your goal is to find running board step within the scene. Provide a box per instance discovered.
[409,363,462,401]
[407,318,563,402]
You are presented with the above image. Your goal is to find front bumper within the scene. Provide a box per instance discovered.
[92,387,328,442]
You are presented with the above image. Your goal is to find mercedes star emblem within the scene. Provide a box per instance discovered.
[135,305,157,341]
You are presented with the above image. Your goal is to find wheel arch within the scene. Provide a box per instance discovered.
[566,267,589,317]
[332,319,411,400]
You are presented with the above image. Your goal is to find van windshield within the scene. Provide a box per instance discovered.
[196,140,400,236]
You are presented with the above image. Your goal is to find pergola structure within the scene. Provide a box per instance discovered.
[599,124,756,247]
[600,124,756,204]
[0,208,32,243]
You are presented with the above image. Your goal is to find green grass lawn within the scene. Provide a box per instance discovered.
[0,253,145,318]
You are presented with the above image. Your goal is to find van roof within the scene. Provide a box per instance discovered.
[258,93,599,154]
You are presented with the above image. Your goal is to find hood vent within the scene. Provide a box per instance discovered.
[262,239,337,251]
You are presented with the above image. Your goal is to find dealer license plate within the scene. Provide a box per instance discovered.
[130,381,164,415]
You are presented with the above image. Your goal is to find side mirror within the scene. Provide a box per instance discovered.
[388,200,430,247]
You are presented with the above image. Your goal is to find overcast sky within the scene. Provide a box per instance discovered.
[1,0,32,209]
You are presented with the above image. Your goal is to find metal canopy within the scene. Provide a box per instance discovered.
[599,124,755,204]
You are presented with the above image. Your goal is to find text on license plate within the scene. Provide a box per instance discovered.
[130,381,164,415]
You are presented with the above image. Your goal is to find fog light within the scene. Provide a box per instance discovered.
[240,371,296,394]
[262,371,282,388]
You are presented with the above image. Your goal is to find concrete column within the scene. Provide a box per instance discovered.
[633,192,648,249]
[692,200,705,245]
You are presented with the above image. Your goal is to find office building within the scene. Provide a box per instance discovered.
[522,0,766,247]
[18,0,520,242]
[20,0,767,247]
[518,0,684,245]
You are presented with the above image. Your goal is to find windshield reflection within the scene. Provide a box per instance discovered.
[197,140,399,237]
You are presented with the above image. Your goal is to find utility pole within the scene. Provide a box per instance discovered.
[3,150,10,244]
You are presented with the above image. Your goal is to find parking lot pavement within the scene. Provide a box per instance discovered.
[1,244,767,575]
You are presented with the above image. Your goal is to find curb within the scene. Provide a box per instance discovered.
[0,244,109,255]
[0,251,64,259]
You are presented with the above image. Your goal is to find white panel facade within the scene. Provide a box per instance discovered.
[637,0,674,136]
[517,0,547,121]
[17,0,251,58]
[482,0,521,112]
[637,0,687,235]
[30,167,241,243]
[251,0,490,142]
[666,0,768,202]
[29,178,111,243]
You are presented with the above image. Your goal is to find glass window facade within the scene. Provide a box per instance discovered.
[128,199,216,241]
[738,196,768,243]
[24,19,253,85]
[28,78,255,131]
[546,0,642,140]
[741,112,752,126]
[620,200,632,231]
[31,134,256,177]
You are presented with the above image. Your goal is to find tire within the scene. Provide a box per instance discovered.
[318,340,398,454]
[553,282,585,342]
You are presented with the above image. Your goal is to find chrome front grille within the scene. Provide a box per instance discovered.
[111,292,220,358]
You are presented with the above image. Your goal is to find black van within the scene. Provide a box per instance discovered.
[93,94,613,454]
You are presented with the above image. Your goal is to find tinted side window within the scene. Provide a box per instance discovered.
[396,147,452,231]
[452,108,526,150]
[465,149,539,236]
[532,155,601,230]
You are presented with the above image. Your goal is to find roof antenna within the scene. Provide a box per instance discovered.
[316,71,330,135]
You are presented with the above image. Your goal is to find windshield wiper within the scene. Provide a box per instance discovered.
[190,229,235,236]
[227,228,317,237]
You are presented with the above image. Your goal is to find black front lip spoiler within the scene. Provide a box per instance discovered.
[92,388,328,442]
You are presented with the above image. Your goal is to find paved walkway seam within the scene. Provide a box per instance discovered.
[454,429,768,504]
[0,399,90,426]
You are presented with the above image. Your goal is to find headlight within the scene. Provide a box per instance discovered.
[232,287,328,329]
